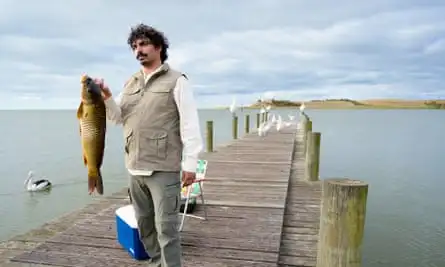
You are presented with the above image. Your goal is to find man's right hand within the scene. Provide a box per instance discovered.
[93,78,112,100]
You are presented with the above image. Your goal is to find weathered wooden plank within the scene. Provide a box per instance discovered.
[209,176,289,184]
[206,161,291,172]
[224,145,293,151]
[206,167,290,181]
[11,250,147,267]
[206,179,289,187]
[64,210,284,244]
[205,177,291,185]
[203,193,286,204]
[90,205,285,220]
[200,151,292,158]
[204,200,285,209]
[203,159,291,165]
[278,255,316,267]
[18,240,280,264]
[282,226,319,236]
[203,196,286,207]
[48,231,281,253]
[182,254,277,267]
[203,186,290,196]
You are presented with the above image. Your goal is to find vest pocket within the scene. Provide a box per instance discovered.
[121,88,143,113]
[138,130,168,160]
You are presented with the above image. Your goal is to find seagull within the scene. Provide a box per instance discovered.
[229,97,237,115]
[299,102,306,114]
[276,115,283,131]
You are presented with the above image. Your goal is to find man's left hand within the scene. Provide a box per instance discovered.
[182,171,196,187]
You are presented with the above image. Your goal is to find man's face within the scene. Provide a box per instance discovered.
[131,38,160,66]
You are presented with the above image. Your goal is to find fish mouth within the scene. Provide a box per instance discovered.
[84,77,102,96]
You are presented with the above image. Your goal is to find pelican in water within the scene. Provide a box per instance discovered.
[24,171,52,192]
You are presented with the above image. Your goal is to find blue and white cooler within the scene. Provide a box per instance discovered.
[115,204,150,260]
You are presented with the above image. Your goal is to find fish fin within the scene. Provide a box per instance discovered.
[83,154,87,166]
[76,102,84,119]
[87,168,104,195]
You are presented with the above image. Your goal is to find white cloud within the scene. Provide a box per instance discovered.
[1,0,445,109]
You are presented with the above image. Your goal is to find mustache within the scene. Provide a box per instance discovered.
[136,52,148,59]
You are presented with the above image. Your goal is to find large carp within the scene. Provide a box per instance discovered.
[76,75,106,195]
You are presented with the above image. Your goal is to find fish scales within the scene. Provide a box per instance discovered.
[80,109,106,139]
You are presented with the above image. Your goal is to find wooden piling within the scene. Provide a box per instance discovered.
[232,116,238,139]
[316,178,369,267]
[300,117,312,153]
[206,120,213,152]
[305,132,321,181]
[245,114,250,134]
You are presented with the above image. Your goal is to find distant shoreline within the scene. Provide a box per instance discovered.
[1,98,445,111]
[224,98,445,110]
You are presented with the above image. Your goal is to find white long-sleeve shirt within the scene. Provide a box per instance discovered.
[104,68,203,176]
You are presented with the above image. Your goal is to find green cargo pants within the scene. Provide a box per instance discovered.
[129,171,182,267]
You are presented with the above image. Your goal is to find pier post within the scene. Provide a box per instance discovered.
[316,178,369,267]
[304,122,312,152]
[206,120,213,152]
[256,113,260,128]
[232,116,238,139]
[245,114,250,134]
[299,116,312,153]
[305,132,321,181]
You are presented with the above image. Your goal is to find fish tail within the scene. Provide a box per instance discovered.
[96,168,104,195]
[87,167,104,195]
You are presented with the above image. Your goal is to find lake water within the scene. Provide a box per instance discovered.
[0,108,444,267]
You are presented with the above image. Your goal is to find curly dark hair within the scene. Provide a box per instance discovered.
[127,23,169,63]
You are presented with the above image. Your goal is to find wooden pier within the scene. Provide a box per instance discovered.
[0,114,368,267]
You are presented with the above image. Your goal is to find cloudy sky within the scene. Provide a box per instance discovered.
[1,0,445,109]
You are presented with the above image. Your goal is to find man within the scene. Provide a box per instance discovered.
[93,24,203,267]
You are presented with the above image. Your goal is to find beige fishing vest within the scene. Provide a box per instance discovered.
[120,64,184,172]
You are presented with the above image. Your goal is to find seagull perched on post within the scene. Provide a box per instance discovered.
[229,97,237,116]
[300,102,305,113]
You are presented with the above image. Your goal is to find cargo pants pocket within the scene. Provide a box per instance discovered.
[163,181,180,215]
[157,180,180,236]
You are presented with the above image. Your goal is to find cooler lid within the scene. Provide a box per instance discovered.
[115,204,138,228]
